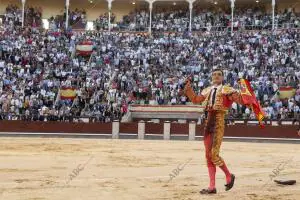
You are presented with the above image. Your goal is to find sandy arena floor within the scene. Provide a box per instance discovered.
[0,137,299,200]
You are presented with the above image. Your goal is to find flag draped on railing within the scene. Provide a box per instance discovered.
[238,79,266,128]
[76,41,93,56]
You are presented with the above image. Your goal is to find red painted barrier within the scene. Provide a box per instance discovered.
[195,124,298,138]
[145,123,163,135]
[0,121,298,139]
[119,123,138,134]
[0,120,112,134]
[170,123,189,135]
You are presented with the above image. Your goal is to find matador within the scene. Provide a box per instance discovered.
[184,68,243,194]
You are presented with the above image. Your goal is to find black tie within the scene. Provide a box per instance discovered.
[212,88,217,106]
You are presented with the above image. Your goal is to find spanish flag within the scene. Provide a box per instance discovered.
[238,79,266,128]
[277,86,296,99]
[60,87,76,100]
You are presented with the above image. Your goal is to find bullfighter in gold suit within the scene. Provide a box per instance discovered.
[184,69,243,194]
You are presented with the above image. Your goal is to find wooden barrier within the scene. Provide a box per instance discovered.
[119,122,138,134]
[170,123,189,135]
[0,120,298,139]
[196,124,298,138]
[144,123,164,135]
[0,120,112,134]
[196,125,205,136]
[225,125,298,138]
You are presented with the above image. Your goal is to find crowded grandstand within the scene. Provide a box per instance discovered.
[0,0,299,122]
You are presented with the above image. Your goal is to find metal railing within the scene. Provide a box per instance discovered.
[90,22,300,32]
[70,24,300,35]
[0,113,298,126]
[0,113,121,123]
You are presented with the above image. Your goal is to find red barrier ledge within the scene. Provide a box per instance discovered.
[0,121,298,139]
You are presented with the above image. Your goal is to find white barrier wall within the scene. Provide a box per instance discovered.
[112,120,120,139]
[129,105,204,122]
[188,121,196,140]
[163,121,171,140]
[138,121,145,139]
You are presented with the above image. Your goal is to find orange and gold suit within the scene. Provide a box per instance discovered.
[185,83,243,167]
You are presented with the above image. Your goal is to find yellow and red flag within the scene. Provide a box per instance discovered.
[278,86,295,99]
[60,87,76,100]
[238,79,266,128]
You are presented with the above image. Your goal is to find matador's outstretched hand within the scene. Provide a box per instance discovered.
[183,78,205,104]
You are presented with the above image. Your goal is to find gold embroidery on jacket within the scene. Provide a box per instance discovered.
[202,85,236,111]
[222,85,236,95]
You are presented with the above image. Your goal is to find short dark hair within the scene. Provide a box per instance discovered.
[212,68,224,76]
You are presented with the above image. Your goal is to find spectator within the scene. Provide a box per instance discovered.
[0,12,300,122]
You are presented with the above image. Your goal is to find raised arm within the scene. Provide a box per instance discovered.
[184,81,205,104]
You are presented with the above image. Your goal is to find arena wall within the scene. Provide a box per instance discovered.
[0,120,298,139]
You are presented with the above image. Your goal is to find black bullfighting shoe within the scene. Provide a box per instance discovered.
[225,174,235,191]
[199,188,217,195]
